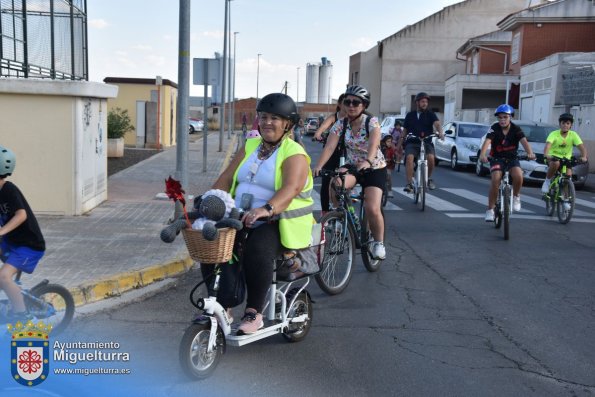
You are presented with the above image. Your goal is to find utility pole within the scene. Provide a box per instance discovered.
[227,1,233,139]
[219,0,229,152]
[174,0,190,220]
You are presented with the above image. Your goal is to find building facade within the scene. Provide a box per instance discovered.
[349,0,529,117]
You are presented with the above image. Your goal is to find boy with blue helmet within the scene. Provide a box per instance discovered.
[478,105,535,222]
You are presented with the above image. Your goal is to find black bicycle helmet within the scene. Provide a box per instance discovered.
[256,93,300,125]
[558,113,574,123]
[0,145,16,177]
[415,92,430,102]
[344,85,371,107]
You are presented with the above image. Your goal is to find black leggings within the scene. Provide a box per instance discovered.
[321,149,341,211]
[242,223,283,312]
[201,223,283,313]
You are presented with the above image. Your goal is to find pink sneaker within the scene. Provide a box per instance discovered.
[237,309,263,335]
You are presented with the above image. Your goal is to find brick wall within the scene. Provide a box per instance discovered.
[509,22,595,74]
[479,46,512,74]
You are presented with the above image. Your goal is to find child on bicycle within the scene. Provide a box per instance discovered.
[0,146,45,323]
[479,104,535,222]
[541,113,588,193]
[381,135,398,197]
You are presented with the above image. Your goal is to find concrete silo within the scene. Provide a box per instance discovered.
[305,63,319,103]
[318,57,332,104]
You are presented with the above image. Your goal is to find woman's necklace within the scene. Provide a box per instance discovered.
[257,139,281,160]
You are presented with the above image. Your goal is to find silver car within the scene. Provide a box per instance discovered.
[189,118,204,134]
[475,120,589,188]
[434,121,489,170]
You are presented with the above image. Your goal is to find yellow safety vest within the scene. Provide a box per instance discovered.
[230,137,314,249]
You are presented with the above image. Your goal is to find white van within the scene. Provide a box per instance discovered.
[380,115,405,137]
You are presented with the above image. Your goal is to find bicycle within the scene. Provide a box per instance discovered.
[0,270,75,335]
[315,168,383,296]
[543,156,578,224]
[404,134,436,211]
[178,228,314,380]
[485,156,526,240]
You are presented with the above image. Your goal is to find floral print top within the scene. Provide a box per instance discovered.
[328,114,386,169]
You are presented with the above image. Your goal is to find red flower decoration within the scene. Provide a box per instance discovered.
[165,176,186,206]
[164,176,191,227]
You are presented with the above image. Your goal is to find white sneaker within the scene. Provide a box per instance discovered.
[371,241,386,260]
[541,179,550,194]
[513,196,521,212]
[563,202,572,211]
[485,208,495,222]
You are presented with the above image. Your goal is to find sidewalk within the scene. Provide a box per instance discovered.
[29,131,239,307]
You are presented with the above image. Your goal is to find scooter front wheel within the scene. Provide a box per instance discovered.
[179,322,224,380]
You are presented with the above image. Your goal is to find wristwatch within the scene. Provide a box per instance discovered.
[263,202,274,216]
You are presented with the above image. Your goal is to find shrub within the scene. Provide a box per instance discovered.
[108,108,135,139]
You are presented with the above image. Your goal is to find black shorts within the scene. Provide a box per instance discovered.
[357,167,387,190]
[404,141,435,158]
[489,158,521,173]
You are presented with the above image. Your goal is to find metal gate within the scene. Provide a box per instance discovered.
[0,0,87,80]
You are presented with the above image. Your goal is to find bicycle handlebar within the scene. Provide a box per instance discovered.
[544,156,583,166]
[314,167,373,179]
[405,133,436,143]
[484,154,529,163]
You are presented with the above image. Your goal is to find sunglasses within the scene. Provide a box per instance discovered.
[343,99,363,107]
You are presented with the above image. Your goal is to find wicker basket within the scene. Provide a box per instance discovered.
[182,227,236,263]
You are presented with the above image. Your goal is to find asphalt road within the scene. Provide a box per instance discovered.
[14,137,594,397]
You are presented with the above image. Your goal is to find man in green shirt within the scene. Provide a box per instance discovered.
[541,113,588,193]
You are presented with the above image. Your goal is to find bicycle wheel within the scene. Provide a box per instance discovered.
[27,283,75,335]
[418,163,426,211]
[545,187,555,216]
[556,179,575,224]
[282,288,312,343]
[179,322,224,380]
[360,206,384,272]
[315,211,355,295]
[503,185,511,240]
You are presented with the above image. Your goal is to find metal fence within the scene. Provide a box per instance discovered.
[0,0,87,80]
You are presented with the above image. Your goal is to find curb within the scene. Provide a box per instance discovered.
[69,132,239,308]
[69,256,194,306]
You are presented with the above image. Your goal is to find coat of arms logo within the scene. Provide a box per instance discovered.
[8,320,52,387]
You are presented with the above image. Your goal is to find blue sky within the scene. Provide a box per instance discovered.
[87,0,461,100]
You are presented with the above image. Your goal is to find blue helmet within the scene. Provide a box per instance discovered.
[494,104,514,117]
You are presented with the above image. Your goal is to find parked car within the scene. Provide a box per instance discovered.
[305,119,319,135]
[380,115,405,137]
[189,118,204,134]
[475,120,589,188]
[433,121,489,170]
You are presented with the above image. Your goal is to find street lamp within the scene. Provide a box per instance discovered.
[297,66,300,103]
[257,53,262,101]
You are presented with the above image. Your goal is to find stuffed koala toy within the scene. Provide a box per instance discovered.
[160,189,242,243]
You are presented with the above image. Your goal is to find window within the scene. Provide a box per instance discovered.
[511,32,520,64]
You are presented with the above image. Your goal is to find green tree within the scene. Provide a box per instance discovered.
[108,107,135,139]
